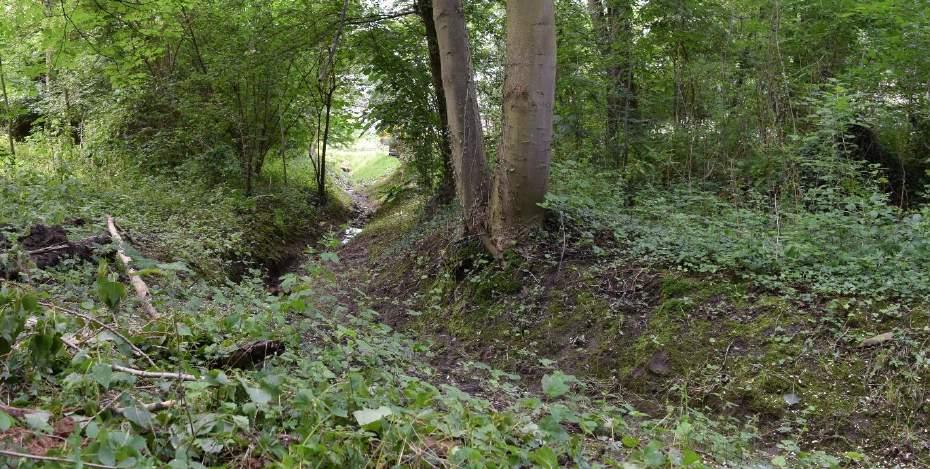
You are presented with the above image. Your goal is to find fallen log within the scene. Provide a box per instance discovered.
[211,340,286,369]
[106,216,158,319]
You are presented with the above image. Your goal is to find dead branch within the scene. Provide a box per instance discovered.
[111,364,199,382]
[39,301,157,368]
[0,449,116,469]
[106,216,159,318]
[0,403,38,418]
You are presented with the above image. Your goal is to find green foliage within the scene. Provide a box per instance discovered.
[546,160,930,299]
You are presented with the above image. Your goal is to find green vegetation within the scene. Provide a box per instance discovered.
[2,0,930,467]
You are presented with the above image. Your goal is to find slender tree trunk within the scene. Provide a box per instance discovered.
[418,0,455,201]
[280,124,288,186]
[0,55,15,158]
[488,0,557,251]
[318,81,336,202]
[588,0,637,166]
[432,0,490,234]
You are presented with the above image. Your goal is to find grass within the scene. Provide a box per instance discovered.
[328,137,401,187]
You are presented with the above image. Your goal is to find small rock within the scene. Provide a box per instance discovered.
[646,351,671,376]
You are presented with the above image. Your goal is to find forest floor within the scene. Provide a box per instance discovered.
[326,163,930,468]
[1,144,927,468]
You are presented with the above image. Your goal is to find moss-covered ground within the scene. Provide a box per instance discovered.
[347,179,930,467]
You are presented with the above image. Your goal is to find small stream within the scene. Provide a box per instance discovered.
[341,187,373,246]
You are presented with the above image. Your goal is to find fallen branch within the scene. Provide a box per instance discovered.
[118,400,176,414]
[0,403,38,418]
[0,449,116,469]
[111,364,199,382]
[40,301,157,368]
[106,216,158,319]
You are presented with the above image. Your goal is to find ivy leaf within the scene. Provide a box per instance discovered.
[353,406,392,428]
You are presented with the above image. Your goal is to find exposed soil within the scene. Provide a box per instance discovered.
[1,222,112,278]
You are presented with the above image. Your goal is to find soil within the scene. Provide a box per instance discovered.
[1,222,112,278]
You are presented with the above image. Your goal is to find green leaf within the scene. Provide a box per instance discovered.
[682,448,701,466]
[243,384,271,405]
[0,411,15,431]
[121,406,154,428]
[541,371,574,398]
[772,455,788,467]
[320,252,340,264]
[353,406,392,428]
[92,363,113,388]
[622,435,640,448]
[24,411,52,433]
[529,446,559,469]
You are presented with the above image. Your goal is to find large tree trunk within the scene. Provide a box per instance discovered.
[432,0,489,233]
[417,0,455,202]
[489,0,557,251]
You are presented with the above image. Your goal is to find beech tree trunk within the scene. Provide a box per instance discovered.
[432,0,490,233]
[417,0,455,201]
[432,0,556,254]
[489,0,557,250]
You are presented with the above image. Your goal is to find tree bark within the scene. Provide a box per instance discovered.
[418,0,455,201]
[489,0,557,251]
[106,216,159,319]
[0,55,14,158]
[432,0,490,233]
[587,0,637,166]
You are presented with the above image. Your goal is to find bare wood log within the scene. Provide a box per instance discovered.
[106,216,158,318]
[111,364,199,381]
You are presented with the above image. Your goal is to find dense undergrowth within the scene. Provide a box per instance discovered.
[352,162,930,467]
[1,146,856,468]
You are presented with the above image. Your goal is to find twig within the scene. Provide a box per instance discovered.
[106,215,159,318]
[120,400,176,413]
[111,364,199,382]
[40,301,157,368]
[0,449,116,469]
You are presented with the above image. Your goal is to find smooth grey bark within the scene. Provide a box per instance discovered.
[417,0,455,201]
[432,0,490,233]
[489,0,557,250]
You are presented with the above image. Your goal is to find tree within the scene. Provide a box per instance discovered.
[416,0,455,201]
[0,54,13,158]
[433,0,557,253]
[432,0,490,237]
[489,0,557,250]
